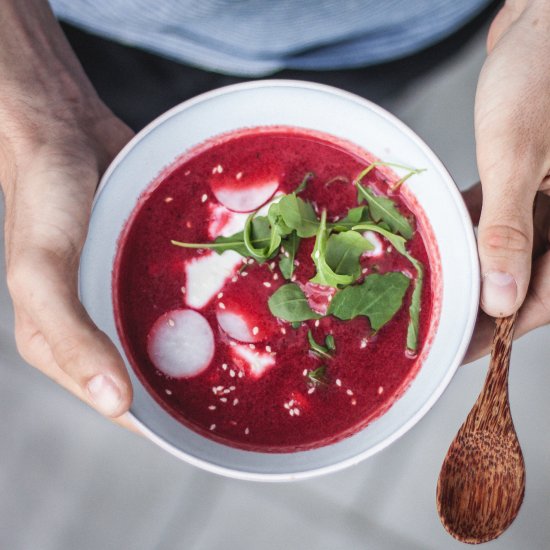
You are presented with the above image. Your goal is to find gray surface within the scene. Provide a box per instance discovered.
[1,24,549,550]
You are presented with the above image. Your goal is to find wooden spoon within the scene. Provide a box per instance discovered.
[436,312,525,544]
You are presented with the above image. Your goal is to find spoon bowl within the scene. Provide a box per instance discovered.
[436,313,526,543]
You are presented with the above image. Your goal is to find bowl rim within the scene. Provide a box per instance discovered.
[86,79,480,481]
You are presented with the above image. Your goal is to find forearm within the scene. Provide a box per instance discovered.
[0,0,111,192]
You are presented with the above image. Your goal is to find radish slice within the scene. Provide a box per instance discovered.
[362,231,384,258]
[231,344,275,378]
[217,311,260,343]
[211,178,278,213]
[147,309,214,379]
[185,251,241,309]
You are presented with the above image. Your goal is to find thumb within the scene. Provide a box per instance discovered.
[8,248,133,417]
[477,169,535,317]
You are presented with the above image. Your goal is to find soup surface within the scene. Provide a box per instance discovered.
[114,127,437,451]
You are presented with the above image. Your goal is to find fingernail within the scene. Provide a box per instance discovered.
[87,374,122,416]
[481,271,517,316]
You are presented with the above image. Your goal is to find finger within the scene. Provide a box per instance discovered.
[486,1,528,52]
[8,248,133,418]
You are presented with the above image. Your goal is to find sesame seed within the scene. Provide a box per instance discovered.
[387,246,392,253]
[247,258,255,265]
[217,164,223,173]
[362,267,369,274]
[360,339,368,349]
[229,340,236,347]
[346,389,354,396]
[284,251,290,258]
[210,424,216,431]
[238,371,244,378]
[233,398,239,406]
[265,345,272,353]
[231,276,238,283]
[263,282,272,288]
[184,170,191,176]
[289,400,295,406]
[269,261,276,269]
[208,405,216,410]
[229,369,235,377]
[273,273,279,280]
[201,193,208,203]
[378,386,384,395]
[241,271,248,277]
[294,260,300,266]
[219,302,226,309]
[284,403,290,410]
[308,387,315,394]
[220,397,228,403]
[351,399,357,406]
[186,221,192,228]
[314,250,320,259]
[252,326,259,335]
[245,427,250,435]
[222,363,228,370]
[327,295,333,302]
[229,386,236,391]
[249,344,256,350]
[165,389,172,395]
[289,409,295,416]
[293,408,300,416]
[336,379,342,387]
[281,327,287,335]
[164,196,173,203]
[217,292,224,299]
[223,388,231,394]
[168,318,175,327]
[303,369,308,376]
[290,275,297,282]
[236,172,243,180]
[314,320,320,327]
[181,286,186,294]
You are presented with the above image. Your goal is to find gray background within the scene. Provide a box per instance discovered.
[1,21,549,550]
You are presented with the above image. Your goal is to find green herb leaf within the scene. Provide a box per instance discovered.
[310,210,356,288]
[328,272,410,330]
[325,230,373,279]
[295,172,314,194]
[307,330,332,359]
[329,206,370,232]
[268,283,321,322]
[278,231,300,280]
[352,223,424,351]
[267,202,292,238]
[354,161,425,192]
[325,334,336,351]
[356,184,413,239]
[278,194,319,238]
[307,365,328,386]
[243,214,278,261]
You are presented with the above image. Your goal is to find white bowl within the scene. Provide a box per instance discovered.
[79,80,479,481]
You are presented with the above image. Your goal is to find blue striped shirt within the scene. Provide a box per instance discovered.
[49,1,491,76]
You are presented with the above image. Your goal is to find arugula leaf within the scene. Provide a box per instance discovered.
[325,334,336,351]
[268,283,321,322]
[354,161,425,191]
[171,226,270,257]
[356,184,413,239]
[278,193,319,238]
[279,231,300,280]
[295,172,314,194]
[352,223,424,351]
[243,214,278,261]
[329,206,370,232]
[310,211,356,288]
[267,202,292,237]
[307,330,332,359]
[307,365,328,386]
[328,272,410,330]
[325,230,373,279]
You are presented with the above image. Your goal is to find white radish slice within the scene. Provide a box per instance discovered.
[185,251,241,309]
[147,309,214,378]
[217,311,259,343]
[362,231,384,258]
[231,344,275,378]
[211,180,278,213]
[301,282,336,316]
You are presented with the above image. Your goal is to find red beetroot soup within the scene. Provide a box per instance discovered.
[114,127,436,452]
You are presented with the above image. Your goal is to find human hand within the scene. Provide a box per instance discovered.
[0,96,136,420]
[462,183,550,363]
[475,0,550,322]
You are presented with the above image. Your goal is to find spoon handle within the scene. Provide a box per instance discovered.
[465,312,518,434]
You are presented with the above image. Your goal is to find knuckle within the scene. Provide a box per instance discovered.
[480,223,531,258]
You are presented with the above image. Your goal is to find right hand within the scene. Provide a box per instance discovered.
[1,92,136,422]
